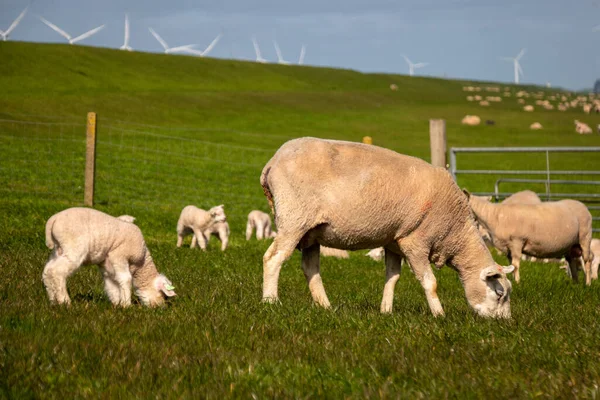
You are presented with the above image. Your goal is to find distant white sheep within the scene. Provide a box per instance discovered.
[530,122,543,130]
[246,210,275,240]
[461,115,481,126]
[203,220,230,251]
[523,105,534,112]
[44,207,176,307]
[574,120,592,134]
[176,205,227,250]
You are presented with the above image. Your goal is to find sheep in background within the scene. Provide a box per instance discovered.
[203,220,230,251]
[117,215,136,223]
[479,100,490,107]
[530,122,543,130]
[574,120,592,134]
[246,210,275,240]
[590,239,600,280]
[366,247,385,261]
[523,105,534,112]
[320,246,350,259]
[43,207,176,307]
[177,205,227,250]
[461,115,481,126]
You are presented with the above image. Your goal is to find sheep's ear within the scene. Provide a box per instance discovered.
[156,276,177,297]
[503,265,515,274]
[479,265,502,281]
[462,188,471,198]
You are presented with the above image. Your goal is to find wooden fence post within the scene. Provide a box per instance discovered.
[84,112,97,207]
[429,119,447,168]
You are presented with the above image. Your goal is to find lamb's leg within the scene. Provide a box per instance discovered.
[177,233,184,248]
[190,234,197,248]
[591,255,599,280]
[245,220,254,241]
[256,221,265,240]
[218,226,229,251]
[301,243,330,308]
[403,247,444,317]
[99,263,120,305]
[262,232,303,303]
[176,223,185,248]
[380,250,403,314]
[566,256,579,283]
[113,269,133,307]
[42,255,78,305]
[192,228,207,250]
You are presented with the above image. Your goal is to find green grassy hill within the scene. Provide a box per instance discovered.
[1,42,600,398]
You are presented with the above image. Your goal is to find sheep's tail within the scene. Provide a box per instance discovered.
[45,214,58,250]
[260,165,275,216]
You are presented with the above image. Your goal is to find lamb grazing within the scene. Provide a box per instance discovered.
[466,193,593,285]
[320,246,350,259]
[203,220,230,251]
[43,207,176,307]
[176,205,227,250]
[574,120,592,134]
[523,105,534,112]
[117,215,136,224]
[590,238,600,280]
[260,137,514,318]
[366,247,385,261]
[530,122,543,130]
[246,210,275,240]
[461,115,481,126]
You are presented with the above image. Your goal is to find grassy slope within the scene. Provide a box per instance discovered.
[1,42,600,398]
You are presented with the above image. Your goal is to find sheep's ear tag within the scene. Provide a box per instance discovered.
[165,284,175,291]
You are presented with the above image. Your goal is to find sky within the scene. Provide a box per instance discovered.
[1,0,600,90]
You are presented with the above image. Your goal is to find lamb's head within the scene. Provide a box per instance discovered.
[472,265,514,319]
[209,205,227,223]
[136,274,177,307]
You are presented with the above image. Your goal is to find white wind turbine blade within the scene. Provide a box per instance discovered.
[123,14,130,47]
[413,62,429,68]
[181,48,204,56]
[39,17,72,41]
[273,40,284,62]
[515,48,526,61]
[149,27,169,50]
[298,44,306,65]
[71,24,105,44]
[5,7,28,37]
[252,37,262,59]
[168,44,197,53]
[402,54,412,66]
[517,62,524,79]
[201,33,222,56]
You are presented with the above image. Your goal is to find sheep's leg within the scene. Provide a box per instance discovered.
[99,263,120,305]
[301,243,330,308]
[256,221,265,240]
[245,220,254,241]
[262,232,303,303]
[113,269,133,307]
[591,255,599,280]
[42,256,78,305]
[508,245,523,283]
[566,256,579,283]
[218,226,229,251]
[380,250,403,314]
[190,234,198,248]
[176,233,184,248]
[193,229,208,250]
[403,246,444,317]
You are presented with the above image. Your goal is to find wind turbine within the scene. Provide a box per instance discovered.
[182,33,222,57]
[298,44,306,65]
[39,17,105,45]
[0,7,28,41]
[120,13,132,51]
[148,27,196,54]
[252,37,267,63]
[501,48,525,84]
[402,55,429,76]
[273,40,289,65]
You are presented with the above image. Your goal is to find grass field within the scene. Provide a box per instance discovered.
[1,41,600,398]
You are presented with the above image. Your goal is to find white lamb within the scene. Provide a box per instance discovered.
[574,120,592,134]
[176,205,227,250]
[246,210,275,240]
[203,220,230,251]
[43,207,176,307]
[591,238,600,280]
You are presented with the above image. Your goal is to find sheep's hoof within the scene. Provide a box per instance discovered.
[262,297,280,305]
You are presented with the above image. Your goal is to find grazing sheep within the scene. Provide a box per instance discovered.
[583,104,592,114]
[474,95,482,101]
[246,210,275,240]
[479,100,490,107]
[461,115,481,126]
[176,205,227,250]
[203,220,230,251]
[466,193,593,285]
[117,215,136,223]
[558,104,568,111]
[260,137,514,318]
[389,83,398,91]
[590,239,600,280]
[518,99,526,104]
[366,247,385,261]
[574,120,592,134]
[320,246,350,258]
[43,207,176,307]
[523,105,534,112]
[530,122,543,130]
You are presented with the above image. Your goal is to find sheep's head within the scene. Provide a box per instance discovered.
[137,274,177,307]
[209,205,227,223]
[472,265,514,319]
